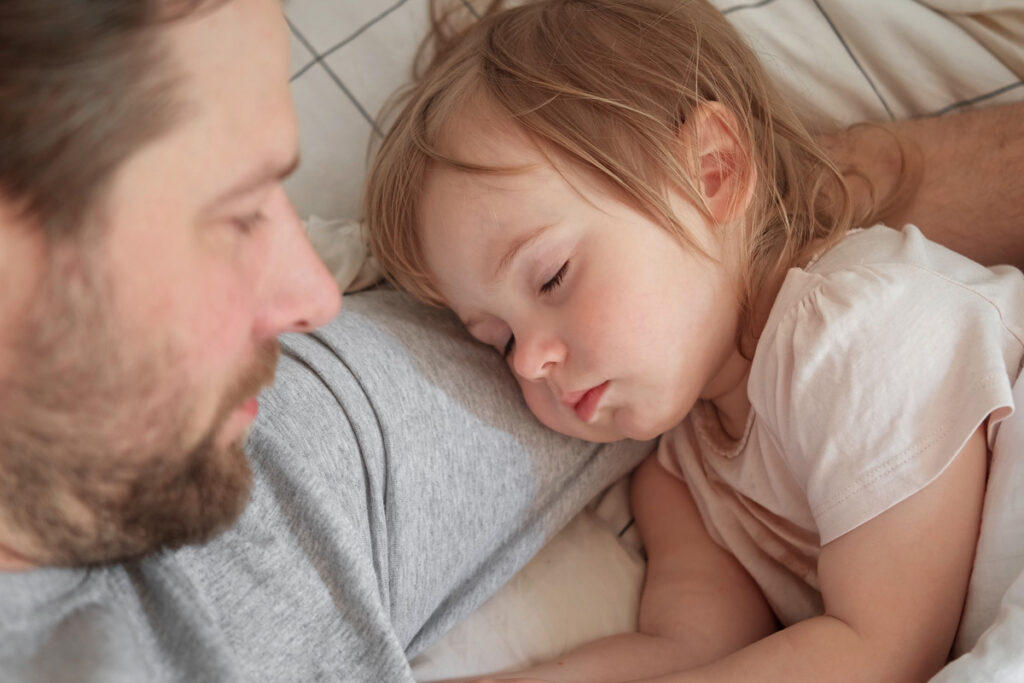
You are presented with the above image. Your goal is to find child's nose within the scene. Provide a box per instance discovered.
[510,328,566,381]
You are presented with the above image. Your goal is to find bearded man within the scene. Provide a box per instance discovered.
[1,0,1021,681]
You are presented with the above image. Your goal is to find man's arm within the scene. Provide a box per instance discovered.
[821,102,1024,268]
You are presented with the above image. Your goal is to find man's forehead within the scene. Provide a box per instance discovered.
[95,0,297,226]
[165,0,297,187]
[172,1,289,102]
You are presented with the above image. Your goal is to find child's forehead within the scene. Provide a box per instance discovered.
[420,163,553,234]
[438,107,537,167]
[425,122,555,202]
[423,99,614,221]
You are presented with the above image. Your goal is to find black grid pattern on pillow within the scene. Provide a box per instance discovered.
[282,0,1023,234]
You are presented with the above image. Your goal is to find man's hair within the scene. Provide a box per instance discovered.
[0,0,218,237]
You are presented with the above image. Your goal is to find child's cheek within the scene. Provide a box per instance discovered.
[520,379,572,437]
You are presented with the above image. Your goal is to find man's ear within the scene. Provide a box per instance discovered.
[680,102,757,224]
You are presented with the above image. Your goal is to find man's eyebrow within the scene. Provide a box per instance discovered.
[493,223,555,283]
[207,153,301,208]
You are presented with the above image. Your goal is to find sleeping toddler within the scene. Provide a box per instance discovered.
[364,1,1024,680]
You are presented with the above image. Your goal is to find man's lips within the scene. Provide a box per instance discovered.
[216,397,261,448]
[239,397,259,419]
[564,381,609,423]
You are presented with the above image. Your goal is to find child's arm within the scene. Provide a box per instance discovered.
[461,455,777,683]
[630,455,778,661]
[623,424,988,683]
[472,426,986,683]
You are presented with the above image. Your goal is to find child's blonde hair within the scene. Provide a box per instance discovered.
[365,0,911,343]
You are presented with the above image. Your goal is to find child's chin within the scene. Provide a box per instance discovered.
[607,412,669,443]
[559,418,631,444]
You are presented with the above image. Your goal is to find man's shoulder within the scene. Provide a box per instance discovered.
[0,557,240,683]
[0,565,158,682]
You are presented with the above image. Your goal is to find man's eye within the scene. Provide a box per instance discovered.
[503,335,516,359]
[540,261,569,294]
[233,211,266,234]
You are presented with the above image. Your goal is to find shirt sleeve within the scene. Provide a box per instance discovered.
[750,261,1020,545]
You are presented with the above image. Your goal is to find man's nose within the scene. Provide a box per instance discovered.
[254,188,342,338]
[510,325,567,381]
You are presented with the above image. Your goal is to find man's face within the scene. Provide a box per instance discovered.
[0,0,341,566]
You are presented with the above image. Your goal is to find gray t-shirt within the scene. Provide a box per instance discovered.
[0,289,649,682]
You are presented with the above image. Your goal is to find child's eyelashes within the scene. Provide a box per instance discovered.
[496,261,571,360]
[540,261,569,294]
[499,261,570,359]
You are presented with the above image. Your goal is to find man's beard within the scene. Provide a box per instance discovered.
[0,248,277,566]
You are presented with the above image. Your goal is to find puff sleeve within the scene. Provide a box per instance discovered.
[749,257,1022,545]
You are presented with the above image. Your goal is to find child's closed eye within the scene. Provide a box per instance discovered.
[540,261,569,294]
[501,262,571,359]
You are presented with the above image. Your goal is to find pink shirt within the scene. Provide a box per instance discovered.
[658,225,1024,625]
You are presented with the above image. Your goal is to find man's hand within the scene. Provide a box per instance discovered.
[820,102,1024,268]
[818,122,919,228]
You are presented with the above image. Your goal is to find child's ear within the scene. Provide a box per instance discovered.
[680,102,757,224]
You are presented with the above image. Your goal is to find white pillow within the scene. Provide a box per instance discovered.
[282,0,1024,222]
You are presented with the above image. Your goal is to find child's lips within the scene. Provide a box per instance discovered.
[560,388,588,406]
[570,381,609,423]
